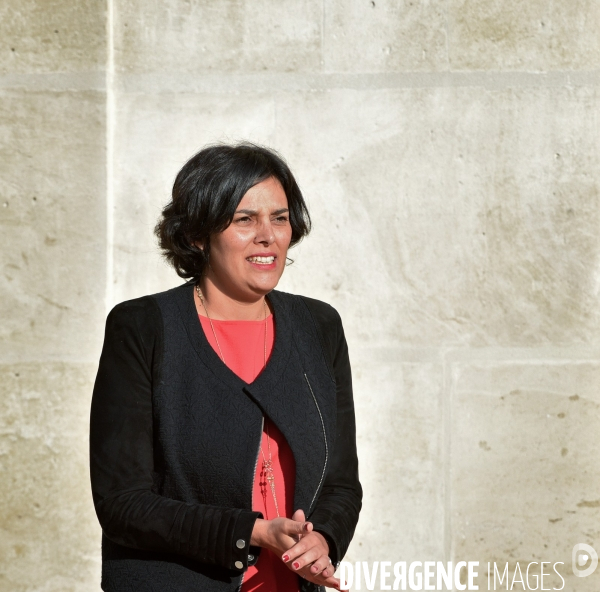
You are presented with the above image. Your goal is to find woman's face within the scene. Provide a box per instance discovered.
[206,176,293,300]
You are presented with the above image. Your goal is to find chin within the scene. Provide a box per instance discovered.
[248,277,281,295]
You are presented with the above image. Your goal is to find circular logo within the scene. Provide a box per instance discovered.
[572,543,598,578]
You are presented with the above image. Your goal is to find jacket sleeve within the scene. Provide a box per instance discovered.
[89,297,262,572]
[302,300,363,568]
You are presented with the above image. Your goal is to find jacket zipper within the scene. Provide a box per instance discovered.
[236,414,264,592]
[304,373,328,514]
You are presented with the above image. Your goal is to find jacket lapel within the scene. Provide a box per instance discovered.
[172,282,332,514]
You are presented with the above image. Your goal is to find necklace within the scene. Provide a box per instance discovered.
[195,284,267,367]
[195,283,280,517]
[259,421,281,518]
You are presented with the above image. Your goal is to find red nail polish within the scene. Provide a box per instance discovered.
[293,562,300,569]
[282,555,289,562]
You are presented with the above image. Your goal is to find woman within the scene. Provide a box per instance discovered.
[89,143,362,592]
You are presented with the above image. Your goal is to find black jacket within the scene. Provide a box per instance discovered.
[89,281,362,592]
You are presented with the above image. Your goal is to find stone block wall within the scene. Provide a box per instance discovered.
[0,0,107,590]
[1,1,598,590]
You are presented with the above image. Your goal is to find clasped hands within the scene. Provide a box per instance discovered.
[250,509,340,590]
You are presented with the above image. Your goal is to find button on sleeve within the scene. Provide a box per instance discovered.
[229,511,264,571]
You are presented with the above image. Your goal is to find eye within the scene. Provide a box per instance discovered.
[274,215,289,223]
[235,215,253,223]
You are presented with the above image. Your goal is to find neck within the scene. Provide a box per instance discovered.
[195,276,270,321]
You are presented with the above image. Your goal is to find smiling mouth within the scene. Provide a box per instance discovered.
[246,255,276,264]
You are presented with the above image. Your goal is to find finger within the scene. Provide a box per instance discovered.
[320,564,333,579]
[282,533,326,565]
[281,537,308,563]
[318,573,341,590]
[290,510,309,542]
[311,558,339,586]
[285,518,310,537]
[307,554,332,576]
[303,570,341,591]
[280,528,313,561]
[289,546,322,572]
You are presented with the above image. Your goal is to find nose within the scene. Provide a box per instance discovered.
[255,218,275,245]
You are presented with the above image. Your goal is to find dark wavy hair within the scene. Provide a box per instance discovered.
[155,142,311,281]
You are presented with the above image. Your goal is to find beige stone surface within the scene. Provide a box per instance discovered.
[0,0,105,74]
[114,0,322,74]
[273,86,600,347]
[2,0,599,591]
[323,0,448,72]
[0,90,106,361]
[0,362,100,592]
[349,348,445,563]
[451,361,600,591]
[448,0,600,71]
[110,86,600,347]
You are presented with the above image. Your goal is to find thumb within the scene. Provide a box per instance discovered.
[288,510,312,541]
[291,509,306,523]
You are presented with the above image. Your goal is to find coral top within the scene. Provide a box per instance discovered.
[199,313,301,592]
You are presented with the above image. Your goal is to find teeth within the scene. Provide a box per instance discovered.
[247,256,275,264]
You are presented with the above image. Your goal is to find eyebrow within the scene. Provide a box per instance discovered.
[235,208,289,216]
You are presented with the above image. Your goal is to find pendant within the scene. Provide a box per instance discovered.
[262,458,280,517]
[263,458,274,486]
